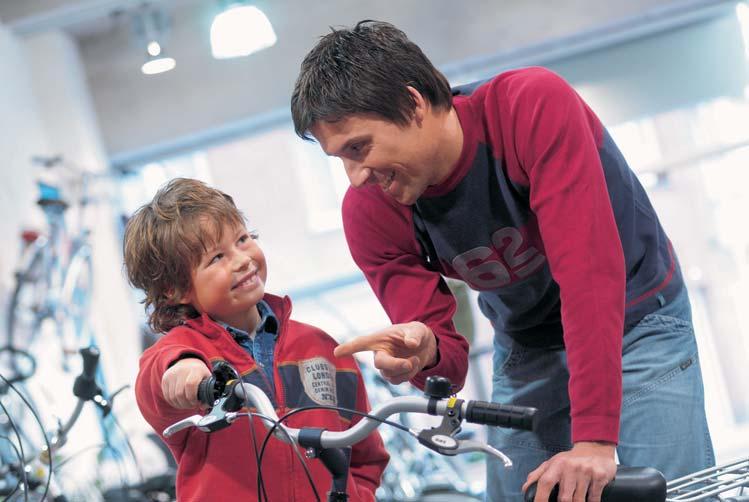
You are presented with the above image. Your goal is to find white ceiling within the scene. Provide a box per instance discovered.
[0,0,194,37]
[1,0,739,165]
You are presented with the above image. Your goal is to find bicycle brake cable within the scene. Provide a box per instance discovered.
[257,405,410,502]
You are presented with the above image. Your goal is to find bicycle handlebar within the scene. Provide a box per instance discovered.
[164,375,538,466]
[196,374,538,432]
[58,346,110,449]
[164,372,672,501]
[80,346,99,379]
[465,400,537,430]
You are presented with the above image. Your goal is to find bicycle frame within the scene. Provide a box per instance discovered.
[7,175,95,373]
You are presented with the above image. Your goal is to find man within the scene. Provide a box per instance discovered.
[291,20,714,502]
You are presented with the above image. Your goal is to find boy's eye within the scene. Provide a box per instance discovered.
[209,253,223,265]
[237,231,259,246]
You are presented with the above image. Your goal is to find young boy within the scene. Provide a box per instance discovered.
[124,178,388,501]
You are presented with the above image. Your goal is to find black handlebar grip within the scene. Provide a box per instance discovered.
[523,466,666,502]
[197,376,216,406]
[73,346,102,400]
[80,346,100,380]
[465,400,538,431]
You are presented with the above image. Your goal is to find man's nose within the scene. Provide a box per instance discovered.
[344,160,372,188]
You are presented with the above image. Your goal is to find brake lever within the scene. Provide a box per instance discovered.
[163,414,203,437]
[163,394,240,437]
[453,439,512,467]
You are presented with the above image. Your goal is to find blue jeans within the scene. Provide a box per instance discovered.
[485,286,715,501]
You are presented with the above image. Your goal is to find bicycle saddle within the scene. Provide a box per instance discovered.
[524,466,666,502]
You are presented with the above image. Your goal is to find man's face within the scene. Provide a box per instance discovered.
[310,113,439,206]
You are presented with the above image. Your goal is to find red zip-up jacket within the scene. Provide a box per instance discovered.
[135,294,389,501]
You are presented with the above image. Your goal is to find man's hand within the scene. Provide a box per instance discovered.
[333,322,438,384]
[161,358,212,409]
[522,441,616,502]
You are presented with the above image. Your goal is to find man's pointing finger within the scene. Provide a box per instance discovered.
[333,331,391,358]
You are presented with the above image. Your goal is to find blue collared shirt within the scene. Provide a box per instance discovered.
[218,300,279,394]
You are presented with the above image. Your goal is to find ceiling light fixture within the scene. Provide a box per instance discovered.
[210,2,276,59]
[133,4,176,75]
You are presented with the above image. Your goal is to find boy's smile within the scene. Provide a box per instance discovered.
[181,222,267,333]
[232,269,261,291]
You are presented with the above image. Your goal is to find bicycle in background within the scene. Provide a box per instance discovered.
[0,347,133,501]
[3,155,102,379]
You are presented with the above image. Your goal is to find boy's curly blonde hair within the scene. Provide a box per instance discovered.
[123,178,245,333]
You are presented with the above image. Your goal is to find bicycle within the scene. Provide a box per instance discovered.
[0,346,129,501]
[163,366,666,502]
[4,155,99,378]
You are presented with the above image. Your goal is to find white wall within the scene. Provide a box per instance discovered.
[0,23,48,329]
[0,26,148,450]
[22,29,142,394]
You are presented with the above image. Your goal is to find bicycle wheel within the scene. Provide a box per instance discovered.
[5,240,49,375]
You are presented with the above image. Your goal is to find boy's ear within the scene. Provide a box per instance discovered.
[166,287,193,306]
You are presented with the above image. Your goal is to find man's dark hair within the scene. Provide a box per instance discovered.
[291,20,452,140]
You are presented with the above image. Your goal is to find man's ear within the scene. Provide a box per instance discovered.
[406,85,427,126]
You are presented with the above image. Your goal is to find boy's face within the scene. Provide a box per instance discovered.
[181,222,267,331]
[309,90,444,206]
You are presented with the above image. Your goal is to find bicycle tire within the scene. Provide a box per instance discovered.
[6,240,49,357]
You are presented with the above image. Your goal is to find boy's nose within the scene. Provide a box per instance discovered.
[235,254,251,270]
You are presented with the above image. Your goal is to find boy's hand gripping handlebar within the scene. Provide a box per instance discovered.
[163,373,538,466]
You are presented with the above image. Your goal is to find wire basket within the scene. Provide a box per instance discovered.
[667,456,749,501]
